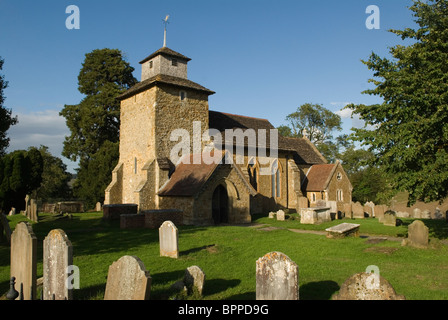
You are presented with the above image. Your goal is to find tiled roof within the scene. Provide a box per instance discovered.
[158,152,222,197]
[301,163,337,192]
[117,74,215,100]
[139,47,191,64]
[208,111,326,165]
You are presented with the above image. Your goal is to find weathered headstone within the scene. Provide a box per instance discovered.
[333,272,405,300]
[104,255,151,300]
[297,196,309,211]
[276,210,285,221]
[29,199,38,222]
[352,202,364,219]
[24,195,30,217]
[268,211,276,219]
[316,199,327,207]
[10,222,37,300]
[300,208,317,224]
[374,205,387,222]
[43,229,73,300]
[421,209,431,219]
[402,220,429,249]
[344,202,352,219]
[412,208,422,219]
[363,204,373,217]
[328,200,337,214]
[95,202,102,212]
[365,201,375,217]
[159,220,179,258]
[184,265,206,296]
[256,251,299,300]
[383,211,397,227]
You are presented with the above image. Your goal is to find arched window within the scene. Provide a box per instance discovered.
[247,157,258,191]
[271,159,280,198]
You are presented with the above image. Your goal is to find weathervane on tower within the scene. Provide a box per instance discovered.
[163,15,170,47]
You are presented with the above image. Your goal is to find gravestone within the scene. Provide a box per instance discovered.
[328,200,337,217]
[24,195,30,216]
[363,204,373,217]
[333,272,405,300]
[276,210,285,221]
[10,222,37,300]
[256,251,299,300]
[352,202,364,219]
[344,202,352,219]
[43,229,73,300]
[365,201,375,217]
[297,196,309,211]
[268,211,276,219]
[325,223,360,239]
[159,220,179,258]
[29,199,38,222]
[8,207,16,216]
[300,208,317,224]
[402,220,429,249]
[383,211,397,227]
[421,210,431,219]
[104,255,151,300]
[412,208,422,219]
[184,266,206,296]
[95,202,102,212]
[374,205,387,222]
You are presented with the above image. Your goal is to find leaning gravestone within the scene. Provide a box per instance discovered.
[333,272,405,300]
[402,220,429,249]
[184,265,206,296]
[159,220,179,258]
[256,252,299,300]
[43,229,73,300]
[10,222,37,300]
[104,255,151,300]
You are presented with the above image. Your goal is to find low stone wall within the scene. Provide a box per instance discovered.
[120,214,145,229]
[143,209,183,229]
[103,204,138,221]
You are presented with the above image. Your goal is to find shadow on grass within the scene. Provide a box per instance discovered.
[204,278,241,297]
[180,244,216,256]
[400,219,448,239]
[300,280,340,300]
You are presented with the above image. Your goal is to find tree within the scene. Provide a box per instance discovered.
[0,57,18,155]
[60,48,137,208]
[37,145,72,201]
[0,148,43,211]
[279,103,343,161]
[347,0,448,205]
[73,141,119,207]
[61,49,137,162]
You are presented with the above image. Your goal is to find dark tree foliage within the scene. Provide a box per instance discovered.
[60,49,137,208]
[347,0,448,205]
[0,57,18,156]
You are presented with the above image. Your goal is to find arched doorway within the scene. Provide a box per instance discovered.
[212,185,228,224]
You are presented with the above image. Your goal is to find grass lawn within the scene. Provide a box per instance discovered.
[1,212,448,300]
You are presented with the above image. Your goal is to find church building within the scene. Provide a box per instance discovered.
[104,43,352,225]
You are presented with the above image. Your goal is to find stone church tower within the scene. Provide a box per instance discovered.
[104,46,215,210]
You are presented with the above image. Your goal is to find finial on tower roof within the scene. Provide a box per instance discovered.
[163,15,170,47]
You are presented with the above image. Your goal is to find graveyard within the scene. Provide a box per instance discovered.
[1,210,448,300]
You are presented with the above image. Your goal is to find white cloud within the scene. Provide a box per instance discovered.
[6,109,78,173]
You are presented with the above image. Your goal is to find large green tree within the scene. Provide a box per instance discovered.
[347,0,448,205]
[278,103,343,161]
[60,48,137,207]
[0,57,18,155]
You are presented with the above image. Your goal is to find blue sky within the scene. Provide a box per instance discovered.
[0,0,417,173]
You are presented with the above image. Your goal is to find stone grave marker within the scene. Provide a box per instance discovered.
[383,211,397,227]
[374,205,387,222]
[276,210,285,221]
[352,202,364,219]
[256,251,299,300]
[95,202,102,212]
[104,255,151,300]
[10,222,37,300]
[402,220,429,249]
[333,272,405,300]
[43,229,73,300]
[344,202,352,218]
[325,223,360,239]
[159,220,179,258]
[184,265,206,296]
[412,208,422,219]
